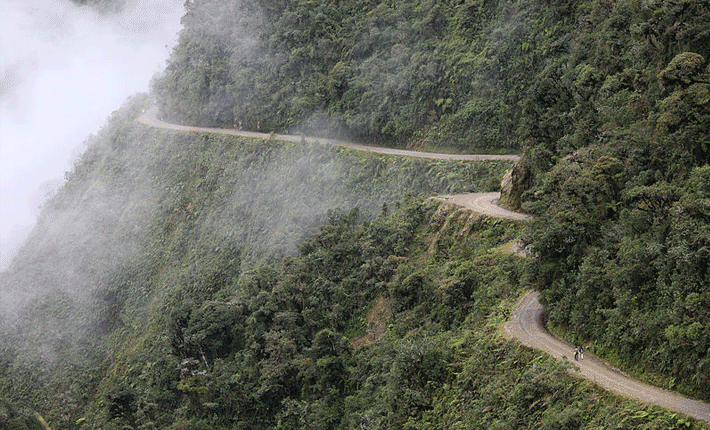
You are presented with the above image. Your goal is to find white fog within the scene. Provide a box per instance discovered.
[0,0,183,270]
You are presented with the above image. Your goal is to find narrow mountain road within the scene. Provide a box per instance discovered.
[504,291,710,422]
[137,107,520,162]
[137,106,710,423]
[435,192,532,220]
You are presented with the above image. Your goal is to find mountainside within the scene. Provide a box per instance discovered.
[152,0,576,150]
[2,0,710,429]
[513,2,710,401]
[0,99,701,428]
[153,0,710,403]
[0,95,515,428]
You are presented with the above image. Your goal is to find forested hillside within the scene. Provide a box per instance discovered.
[1,98,701,429]
[2,0,710,428]
[153,0,710,402]
[510,0,710,402]
[152,0,576,150]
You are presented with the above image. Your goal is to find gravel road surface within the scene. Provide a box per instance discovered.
[504,291,710,423]
[435,192,532,220]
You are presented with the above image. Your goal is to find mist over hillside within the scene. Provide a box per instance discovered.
[0,95,514,428]
[1,0,710,429]
[0,0,183,270]
[151,0,563,150]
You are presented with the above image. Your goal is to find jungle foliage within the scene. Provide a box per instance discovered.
[0,96,502,429]
[0,96,703,429]
[508,0,710,402]
[153,0,710,405]
[3,0,710,428]
[151,0,577,150]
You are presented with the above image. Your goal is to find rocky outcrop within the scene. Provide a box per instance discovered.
[498,162,532,211]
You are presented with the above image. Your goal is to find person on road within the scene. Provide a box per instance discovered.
[574,347,579,361]
[579,346,584,360]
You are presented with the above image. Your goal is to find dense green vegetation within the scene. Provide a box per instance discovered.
[71,200,705,429]
[510,0,710,401]
[2,94,705,428]
[0,96,509,429]
[152,0,710,404]
[2,0,710,427]
[152,0,577,150]
[0,399,43,430]
[1,99,702,427]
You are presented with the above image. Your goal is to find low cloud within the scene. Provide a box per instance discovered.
[0,0,183,270]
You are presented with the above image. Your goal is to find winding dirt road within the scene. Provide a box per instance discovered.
[137,108,520,162]
[137,106,710,423]
[505,293,710,422]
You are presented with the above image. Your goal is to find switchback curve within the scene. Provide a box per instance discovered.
[434,192,532,220]
[434,193,710,422]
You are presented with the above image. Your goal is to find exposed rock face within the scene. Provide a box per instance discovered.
[500,168,514,199]
[498,162,532,211]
